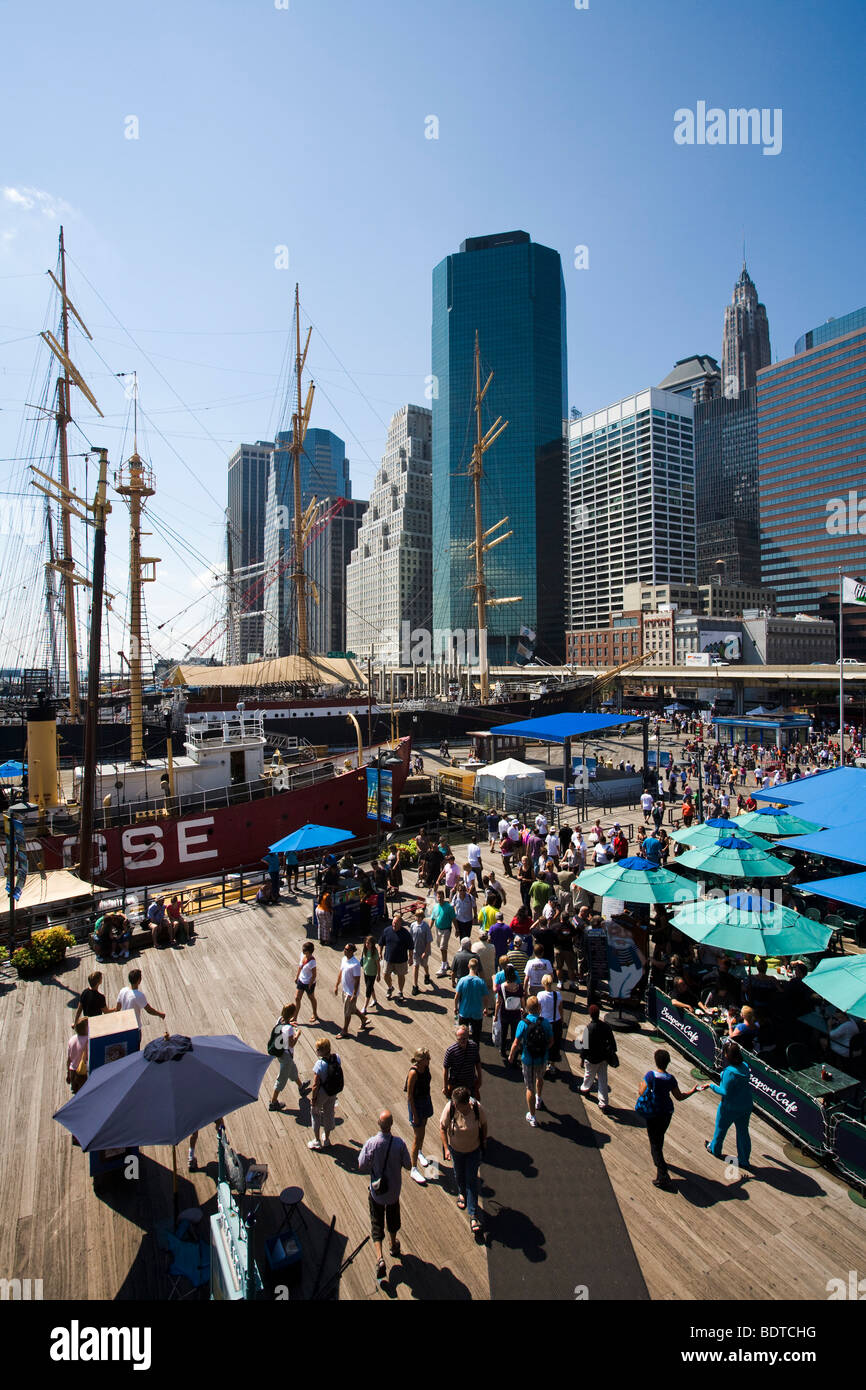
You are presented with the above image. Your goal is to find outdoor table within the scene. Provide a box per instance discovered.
[797,1009,831,1036]
[787,1061,860,1106]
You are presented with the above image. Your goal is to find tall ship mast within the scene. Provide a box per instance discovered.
[468,330,520,704]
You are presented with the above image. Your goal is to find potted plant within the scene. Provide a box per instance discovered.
[11,926,75,978]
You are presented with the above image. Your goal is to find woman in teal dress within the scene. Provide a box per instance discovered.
[700,1039,754,1169]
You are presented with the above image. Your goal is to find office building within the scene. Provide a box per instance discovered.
[741,613,836,665]
[226,441,273,662]
[346,405,433,663]
[306,498,367,656]
[567,388,697,647]
[694,390,761,585]
[657,354,721,402]
[432,231,567,663]
[721,263,771,397]
[262,428,352,657]
[757,318,866,661]
[795,306,866,355]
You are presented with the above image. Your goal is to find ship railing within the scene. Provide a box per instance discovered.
[89,760,337,830]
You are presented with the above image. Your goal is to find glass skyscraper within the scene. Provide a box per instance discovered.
[431,231,567,663]
[262,428,351,656]
[757,320,866,660]
[226,440,273,662]
[694,390,761,585]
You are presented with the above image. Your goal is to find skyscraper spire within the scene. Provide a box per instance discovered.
[722,260,771,398]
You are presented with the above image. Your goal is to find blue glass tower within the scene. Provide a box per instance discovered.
[262,428,351,656]
[432,231,567,663]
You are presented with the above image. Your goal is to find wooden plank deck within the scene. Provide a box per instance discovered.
[1,837,865,1301]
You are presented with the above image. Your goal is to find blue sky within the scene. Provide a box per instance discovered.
[1,0,864,662]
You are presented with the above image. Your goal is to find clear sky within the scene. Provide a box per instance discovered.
[1,0,864,665]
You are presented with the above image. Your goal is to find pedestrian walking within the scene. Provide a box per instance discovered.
[432,889,457,978]
[487,809,501,852]
[537,974,564,1078]
[636,1047,698,1189]
[443,1024,482,1100]
[524,941,554,998]
[440,1086,488,1236]
[493,962,523,1064]
[699,1039,754,1170]
[74,970,109,1024]
[66,1019,89,1095]
[578,1003,617,1110]
[360,934,382,1015]
[410,907,433,994]
[405,1048,434,1185]
[358,1110,412,1285]
[263,850,282,901]
[334,942,370,1038]
[308,1037,343,1150]
[267,1004,307,1112]
[508,996,553,1126]
[455,957,489,1045]
[115,968,165,1043]
[294,940,320,1023]
[380,912,414,1002]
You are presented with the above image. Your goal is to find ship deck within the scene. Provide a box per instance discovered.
[2,834,865,1302]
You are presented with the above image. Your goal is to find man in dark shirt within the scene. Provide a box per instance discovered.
[775,963,812,1021]
[423,845,444,889]
[450,938,474,987]
[705,956,742,1006]
[488,915,512,964]
[442,1025,482,1099]
[671,976,699,1013]
[380,914,414,1003]
[531,917,558,964]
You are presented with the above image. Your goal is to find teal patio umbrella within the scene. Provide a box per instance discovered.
[574,856,699,905]
[736,807,823,837]
[675,835,792,880]
[670,822,772,850]
[671,891,832,957]
[804,955,866,1020]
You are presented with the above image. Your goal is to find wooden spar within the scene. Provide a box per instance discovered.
[290,285,314,668]
[468,332,515,704]
[56,228,80,719]
[78,449,111,883]
[115,421,157,765]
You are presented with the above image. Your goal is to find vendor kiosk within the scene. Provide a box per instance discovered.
[210,1131,264,1300]
[87,1009,140,1179]
[332,879,385,936]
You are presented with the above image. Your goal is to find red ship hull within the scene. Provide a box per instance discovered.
[36,739,411,890]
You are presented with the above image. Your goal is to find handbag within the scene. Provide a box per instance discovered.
[634,1073,658,1117]
[491,1014,502,1047]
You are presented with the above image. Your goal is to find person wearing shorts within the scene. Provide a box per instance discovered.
[294,942,320,1023]
[335,943,369,1037]
[268,1004,306,1111]
[509,997,553,1127]
[358,1110,412,1284]
[410,908,432,994]
[432,891,456,978]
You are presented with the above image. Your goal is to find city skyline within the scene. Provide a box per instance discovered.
[0,0,864,667]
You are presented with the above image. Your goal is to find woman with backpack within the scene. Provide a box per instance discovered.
[636,1047,699,1190]
[406,1047,434,1185]
[439,1085,488,1235]
[268,1004,307,1112]
[494,962,523,1064]
[309,1037,343,1151]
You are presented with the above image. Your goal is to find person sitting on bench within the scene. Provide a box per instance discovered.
[148,896,176,948]
[167,895,194,943]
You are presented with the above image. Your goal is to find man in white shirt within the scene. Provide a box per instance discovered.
[535,813,548,836]
[524,944,554,997]
[640,790,654,824]
[545,829,561,865]
[570,829,586,871]
[115,968,165,1037]
[467,841,483,873]
[334,942,368,1038]
[498,815,510,843]
[828,1016,861,1060]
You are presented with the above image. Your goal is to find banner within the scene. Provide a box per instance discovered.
[365,768,393,824]
[830,1115,866,1185]
[647,987,717,1069]
[4,814,27,903]
[744,1053,827,1153]
[605,916,647,1001]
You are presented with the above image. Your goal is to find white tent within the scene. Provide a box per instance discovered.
[473,757,546,809]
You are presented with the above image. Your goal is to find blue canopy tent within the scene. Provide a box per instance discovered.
[777,820,866,868]
[0,760,25,780]
[487,712,647,801]
[753,767,866,827]
[802,872,866,912]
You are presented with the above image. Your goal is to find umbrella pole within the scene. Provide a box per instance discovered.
[172,1144,178,1228]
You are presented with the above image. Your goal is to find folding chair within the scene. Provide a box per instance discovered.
[159,1228,210,1300]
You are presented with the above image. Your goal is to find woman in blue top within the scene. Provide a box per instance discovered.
[700,1039,754,1169]
[637,1048,699,1190]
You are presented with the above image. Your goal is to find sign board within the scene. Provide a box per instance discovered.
[745,1053,827,1153]
[606,918,647,1001]
[685,652,712,668]
[646,987,717,1069]
[4,814,27,902]
[365,768,393,823]
[831,1115,866,1186]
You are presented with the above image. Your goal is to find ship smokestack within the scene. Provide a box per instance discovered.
[26,689,60,813]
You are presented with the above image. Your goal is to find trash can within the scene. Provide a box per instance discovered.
[554,786,563,805]
[566,788,578,806]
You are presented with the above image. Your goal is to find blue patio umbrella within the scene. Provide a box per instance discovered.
[53,1034,271,1151]
[0,759,25,779]
[675,835,792,880]
[671,890,832,957]
[53,1034,271,1217]
[574,856,699,904]
[268,824,355,854]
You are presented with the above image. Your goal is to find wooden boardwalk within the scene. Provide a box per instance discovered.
[1,842,865,1301]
